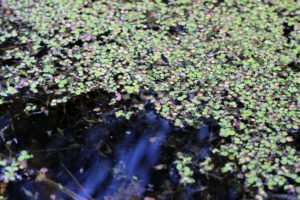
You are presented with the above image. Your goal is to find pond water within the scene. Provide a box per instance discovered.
[1,101,238,200]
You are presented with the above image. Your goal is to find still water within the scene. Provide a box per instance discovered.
[2,106,237,200]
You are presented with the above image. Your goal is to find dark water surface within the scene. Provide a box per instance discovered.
[1,104,238,200]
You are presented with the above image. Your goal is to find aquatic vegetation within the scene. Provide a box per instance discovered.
[174,152,195,185]
[0,151,32,183]
[0,0,299,198]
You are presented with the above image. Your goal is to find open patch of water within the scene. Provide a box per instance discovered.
[1,103,239,200]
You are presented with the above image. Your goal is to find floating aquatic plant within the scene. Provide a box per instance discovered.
[0,0,299,198]
[0,150,32,182]
[174,152,195,185]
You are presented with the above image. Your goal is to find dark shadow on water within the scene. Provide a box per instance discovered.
[2,107,239,200]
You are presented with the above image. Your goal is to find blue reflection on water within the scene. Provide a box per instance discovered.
[64,111,170,199]
[5,110,226,200]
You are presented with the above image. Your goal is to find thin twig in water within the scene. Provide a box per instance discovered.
[31,145,92,153]
[60,162,95,200]
[36,173,87,200]
[207,173,223,182]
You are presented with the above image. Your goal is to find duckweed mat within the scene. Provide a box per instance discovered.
[0,0,299,199]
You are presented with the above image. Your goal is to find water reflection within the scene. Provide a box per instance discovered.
[4,110,236,200]
[58,111,168,200]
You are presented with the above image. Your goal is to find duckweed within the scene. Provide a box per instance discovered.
[0,0,299,198]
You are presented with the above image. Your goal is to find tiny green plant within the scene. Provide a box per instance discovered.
[174,152,195,185]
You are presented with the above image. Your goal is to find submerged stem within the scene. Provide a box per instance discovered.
[60,162,95,200]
